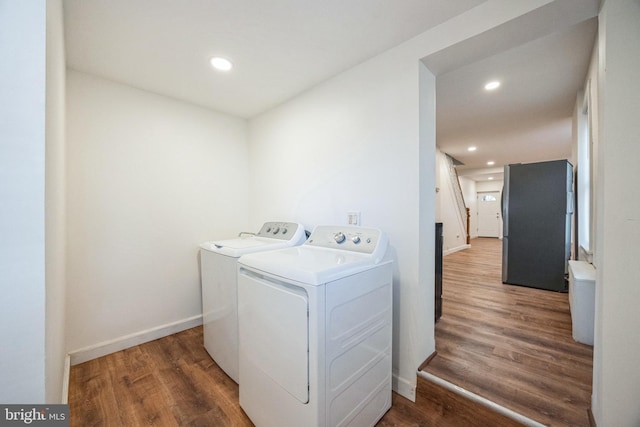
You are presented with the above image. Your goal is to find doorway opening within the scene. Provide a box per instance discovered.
[422,11,598,427]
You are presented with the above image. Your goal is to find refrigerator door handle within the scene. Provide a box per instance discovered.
[502,165,510,237]
[501,164,510,284]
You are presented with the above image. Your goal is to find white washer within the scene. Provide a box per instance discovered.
[199,221,305,384]
[237,225,393,427]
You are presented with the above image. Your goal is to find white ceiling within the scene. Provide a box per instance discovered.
[435,18,597,181]
[63,0,598,182]
[63,0,485,118]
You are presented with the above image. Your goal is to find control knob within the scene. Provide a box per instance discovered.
[334,232,346,244]
[351,235,361,244]
[272,227,280,234]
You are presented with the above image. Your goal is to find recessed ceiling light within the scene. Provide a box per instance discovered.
[484,81,501,91]
[487,161,495,166]
[210,56,233,72]
[468,146,477,152]
[488,177,494,180]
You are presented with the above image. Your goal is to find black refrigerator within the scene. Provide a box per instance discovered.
[502,160,573,291]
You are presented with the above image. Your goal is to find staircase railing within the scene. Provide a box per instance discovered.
[445,154,470,244]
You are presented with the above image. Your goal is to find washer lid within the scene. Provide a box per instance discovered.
[200,237,293,258]
[199,222,306,257]
[238,245,382,285]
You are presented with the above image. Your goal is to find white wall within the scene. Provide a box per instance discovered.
[247,0,572,401]
[418,62,437,383]
[65,71,249,357]
[0,0,47,403]
[592,0,640,425]
[476,180,504,193]
[45,0,68,403]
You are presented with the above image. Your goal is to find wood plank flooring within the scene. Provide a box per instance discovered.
[422,238,593,427]
[70,325,524,426]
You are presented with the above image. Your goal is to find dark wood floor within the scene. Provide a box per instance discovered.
[422,238,593,427]
[69,327,251,427]
[69,237,591,426]
[70,326,524,426]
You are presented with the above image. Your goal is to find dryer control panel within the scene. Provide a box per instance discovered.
[305,225,388,261]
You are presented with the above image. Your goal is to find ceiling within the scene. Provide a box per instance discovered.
[63,0,486,118]
[63,0,598,182]
[434,18,597,181]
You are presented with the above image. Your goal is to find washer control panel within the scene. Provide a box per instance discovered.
[255,222,301,241]
[305,225,388,258]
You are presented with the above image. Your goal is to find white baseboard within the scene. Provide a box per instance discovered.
[69,314,203,366]
[443,244,471,256]
[62,354,70,404]
[392,372,417,402]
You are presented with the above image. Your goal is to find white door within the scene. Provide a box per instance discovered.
[238,271,309,404]
[477,191,501,238]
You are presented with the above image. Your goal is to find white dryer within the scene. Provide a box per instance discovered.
[199,221,305,384]
[237,225,393,427]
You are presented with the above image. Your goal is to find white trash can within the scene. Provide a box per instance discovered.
[568,260,596,345]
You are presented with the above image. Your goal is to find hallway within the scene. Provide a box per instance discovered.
[422,238,593,426]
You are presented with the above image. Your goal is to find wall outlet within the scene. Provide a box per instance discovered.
[347,212,361,226]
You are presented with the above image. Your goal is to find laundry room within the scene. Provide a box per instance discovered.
[3,1,640,426]
[61,2,433,404]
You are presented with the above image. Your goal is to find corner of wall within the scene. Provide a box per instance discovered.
[393,371,417,403]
